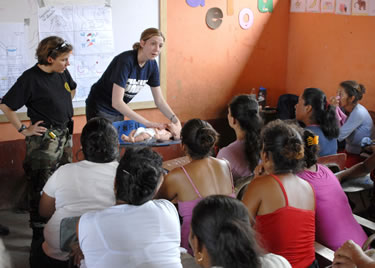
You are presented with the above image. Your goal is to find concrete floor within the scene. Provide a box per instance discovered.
[0,209,31,268]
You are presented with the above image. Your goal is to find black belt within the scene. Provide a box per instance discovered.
[39,122,68,130]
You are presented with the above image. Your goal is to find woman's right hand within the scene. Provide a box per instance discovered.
[330,96,340,107]
[22,120,47,137]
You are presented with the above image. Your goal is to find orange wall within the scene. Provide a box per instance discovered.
[0,0,289,141]
[286,13,375,111]
[166,0,289,120]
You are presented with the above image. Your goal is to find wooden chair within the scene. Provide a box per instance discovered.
[317,153,347,173]
[341,174,373,209]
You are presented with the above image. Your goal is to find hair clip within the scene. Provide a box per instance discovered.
[306,136,319,146]
[122,169,130,175]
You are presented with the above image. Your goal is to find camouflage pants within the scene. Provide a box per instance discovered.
[23,128,72,230]
[24,128,72,268]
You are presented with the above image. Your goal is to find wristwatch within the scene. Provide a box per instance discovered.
[18,124,27,133]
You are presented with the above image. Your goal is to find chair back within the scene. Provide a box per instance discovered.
[317,153,347,171]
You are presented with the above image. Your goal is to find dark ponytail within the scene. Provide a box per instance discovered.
[301,128,319,168]
[229,95,262,172]
[302,88,339,139]
[191,195,262,268]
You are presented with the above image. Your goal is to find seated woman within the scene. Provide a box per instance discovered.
[121,126,173,143]
[78,147,182,268]
[335,80,373,167]
[217,95,262,184]
[156,119,235,255]
[295,88,339,156]
[39,117,119,266]
[297,128,367,251]
[190,195,291,268]
[242,120,317,268]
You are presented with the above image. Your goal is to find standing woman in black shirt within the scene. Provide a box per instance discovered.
[0,36,76,268]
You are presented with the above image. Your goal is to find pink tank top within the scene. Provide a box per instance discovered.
[177,164,235,255]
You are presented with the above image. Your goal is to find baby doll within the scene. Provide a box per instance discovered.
[121,125,175,143]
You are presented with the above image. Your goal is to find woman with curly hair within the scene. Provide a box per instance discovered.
[242,120,317,268]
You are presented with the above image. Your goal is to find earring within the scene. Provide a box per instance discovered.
[196,252,204,262]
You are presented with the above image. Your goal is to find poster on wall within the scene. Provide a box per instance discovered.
[335,0,352,14]
[290,0,306,12]
[38,5,114,101]
[0,23,27,99]
[369,0,375,15]
[306,0,321,12]
[321,0,335,13]
[352,0,369,15]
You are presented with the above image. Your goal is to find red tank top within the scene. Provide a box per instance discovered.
[255,174,316,268]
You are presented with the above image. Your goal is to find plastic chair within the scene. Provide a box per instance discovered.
[317,153,347,172]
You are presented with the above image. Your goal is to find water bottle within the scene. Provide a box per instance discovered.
[258,86,267,108]
[250,88,257,99]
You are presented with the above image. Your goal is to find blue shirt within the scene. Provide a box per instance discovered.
[338,104,373,154]
[86,50,160,115]
[306,125,337,157]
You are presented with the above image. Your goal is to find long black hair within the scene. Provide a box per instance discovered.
[229,95,262,172]
[191,195,261,268]
[302,88,339,139]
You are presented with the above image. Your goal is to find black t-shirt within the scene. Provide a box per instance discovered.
[2,64,76,126]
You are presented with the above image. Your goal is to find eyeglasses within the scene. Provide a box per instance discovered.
[47,41,69,57]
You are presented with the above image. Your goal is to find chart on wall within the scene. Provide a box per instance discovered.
[38,5,114,102]
[290,0,375,15]
[0,23,28,99]
[0,0,160,118]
